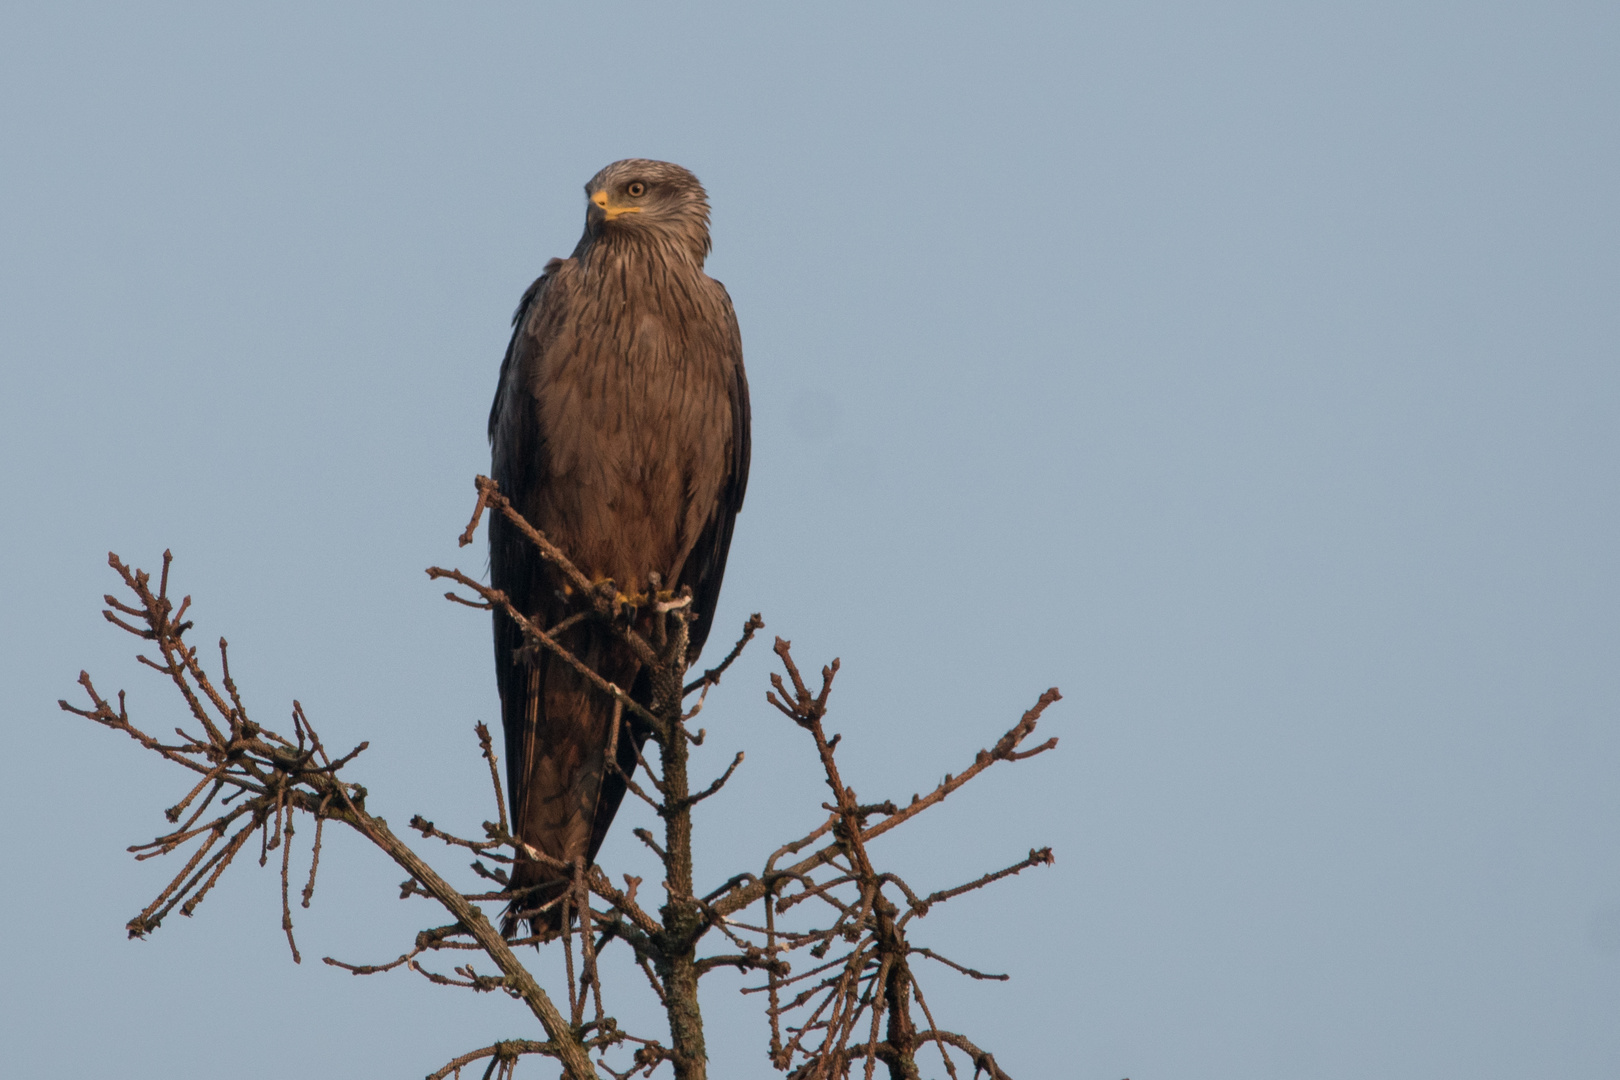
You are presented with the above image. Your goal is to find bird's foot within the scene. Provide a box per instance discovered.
[613,587,688,611]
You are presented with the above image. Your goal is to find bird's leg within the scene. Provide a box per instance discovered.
[570,575,644,628]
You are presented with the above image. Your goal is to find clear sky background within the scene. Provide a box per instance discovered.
[2,3,1617,1078]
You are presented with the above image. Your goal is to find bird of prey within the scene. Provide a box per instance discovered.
[487,159,750,936]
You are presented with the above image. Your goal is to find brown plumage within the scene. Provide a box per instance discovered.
[487,159,750,936]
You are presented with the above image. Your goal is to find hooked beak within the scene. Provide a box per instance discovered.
[589,190,642,222]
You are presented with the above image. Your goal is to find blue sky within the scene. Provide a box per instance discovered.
[2,4,1617,1077]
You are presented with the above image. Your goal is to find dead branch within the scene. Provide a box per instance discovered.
[62,551,602,1080]
[427,1039,557,1080]
[709,681,1062,919]
[711,638,1059,1079]
[64,474,1062,1080]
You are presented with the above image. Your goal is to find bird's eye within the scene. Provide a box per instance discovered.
[626,181,646,198]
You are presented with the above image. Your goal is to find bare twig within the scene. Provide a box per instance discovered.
[683,613,764,697]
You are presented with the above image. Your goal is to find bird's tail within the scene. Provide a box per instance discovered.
[500,868,570,940]
[497,628,648,942]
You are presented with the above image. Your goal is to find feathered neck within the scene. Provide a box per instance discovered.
[573,223,709,274]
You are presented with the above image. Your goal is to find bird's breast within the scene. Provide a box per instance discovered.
[526,262,734,587]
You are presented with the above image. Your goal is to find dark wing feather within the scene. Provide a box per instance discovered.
[489,262,557,442]
[676,284,751,660]
[488,264,559,832]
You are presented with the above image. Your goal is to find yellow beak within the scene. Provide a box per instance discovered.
[590,190,641,221]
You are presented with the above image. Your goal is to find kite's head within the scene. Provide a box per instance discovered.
[584,158,713,262]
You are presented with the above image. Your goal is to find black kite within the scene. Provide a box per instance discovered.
[487,159,750,935]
